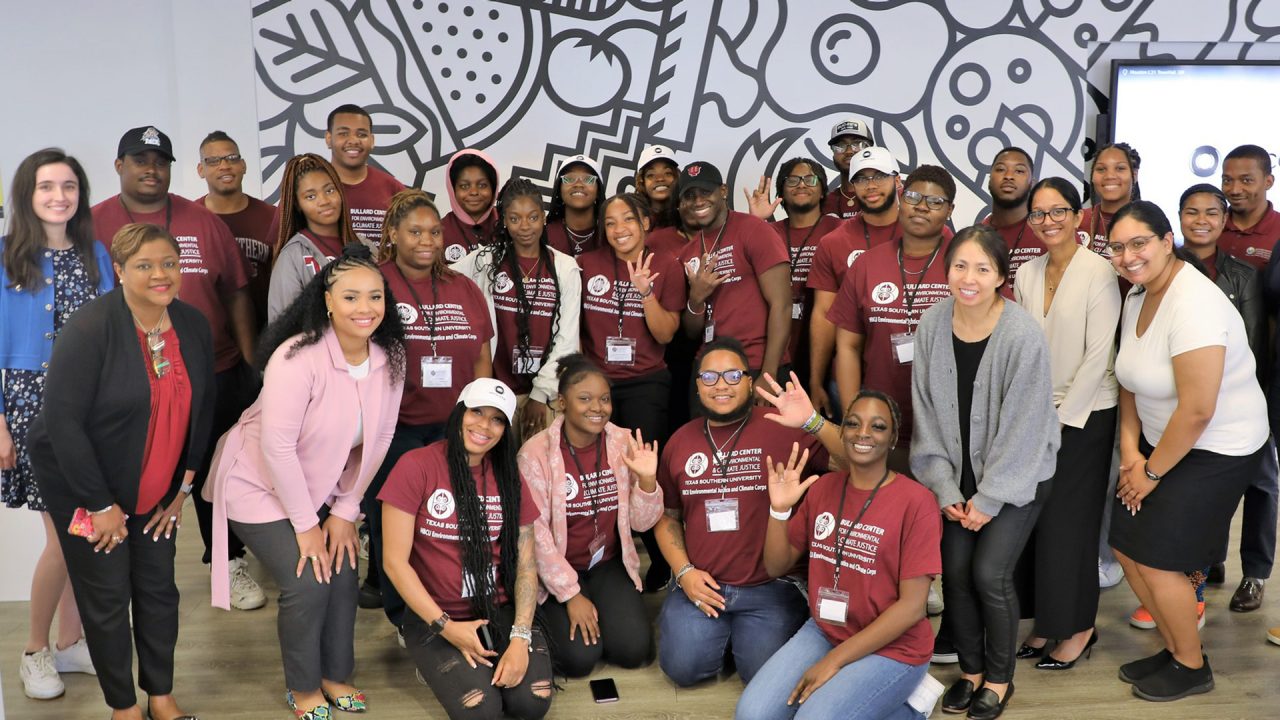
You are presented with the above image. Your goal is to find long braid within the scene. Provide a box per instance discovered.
[275,153,363,261]
[486,178,558,376]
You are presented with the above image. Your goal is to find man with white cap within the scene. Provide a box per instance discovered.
[547,153,605,256]
[823,118,876,219]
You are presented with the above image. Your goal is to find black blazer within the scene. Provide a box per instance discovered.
[28,287,215,515]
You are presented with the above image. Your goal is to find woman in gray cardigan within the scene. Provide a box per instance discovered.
[910,225,1059,720]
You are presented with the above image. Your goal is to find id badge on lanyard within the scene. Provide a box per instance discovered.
[817,586,850,626]
[421,355,453,387]
[705,497,739,533]
[791,300,804,320]
[606,336,636,365]
[890,331,914,364]
[513,347,543,375]
[588,532,608,569]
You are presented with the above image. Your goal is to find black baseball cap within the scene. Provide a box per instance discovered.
[117,126,175,162]
[677,161,724,196]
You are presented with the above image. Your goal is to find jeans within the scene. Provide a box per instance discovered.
[540,554,651,677]
[659,578,807,686]
[736,619,926,720]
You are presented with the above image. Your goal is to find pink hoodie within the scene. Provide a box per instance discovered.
[444,148,500,227]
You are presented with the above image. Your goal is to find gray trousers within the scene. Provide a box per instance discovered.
[232,505,358,690]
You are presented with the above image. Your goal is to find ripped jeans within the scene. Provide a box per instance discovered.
[402,605,553,720]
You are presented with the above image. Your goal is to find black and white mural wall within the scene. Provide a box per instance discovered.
[251,0,1278,225]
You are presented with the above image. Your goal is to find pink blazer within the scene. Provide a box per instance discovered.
[517,417,663,603]
[206,329,403,609]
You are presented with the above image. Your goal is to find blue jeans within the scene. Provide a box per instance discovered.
[659,578,807,686]
[736,619,926,720]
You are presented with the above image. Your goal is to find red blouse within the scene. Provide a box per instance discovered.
[134,327,192,515]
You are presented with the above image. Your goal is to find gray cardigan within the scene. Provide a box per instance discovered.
[909,297,1060,517]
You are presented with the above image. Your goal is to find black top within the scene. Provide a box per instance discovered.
[953,333,990,501]
[27,287,215,515]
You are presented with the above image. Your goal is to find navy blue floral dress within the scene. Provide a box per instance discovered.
[2,248,100,510]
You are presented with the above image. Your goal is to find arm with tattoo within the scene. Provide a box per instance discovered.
[514,524,537,628]
[655,508,691,571]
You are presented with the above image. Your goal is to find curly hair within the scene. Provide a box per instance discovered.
[256,243,406,384]
[774,157,829,211]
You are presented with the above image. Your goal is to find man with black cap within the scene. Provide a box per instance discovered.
[92,125,265,611]
[677,161,792,386]
[823,117,875,219]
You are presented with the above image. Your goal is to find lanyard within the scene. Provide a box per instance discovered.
[699,216,730,320]
[1009,220,1027,252]
[565,434,605,535]
[862,218,902,250]
[302,229,343,259]
[831,469,890,586]
[702,412,751,496]
[612,253,641,337]
[395,264,440,356]
[120,195,172,232]
[896,239,943,331]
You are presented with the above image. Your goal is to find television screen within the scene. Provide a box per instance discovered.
[1109,60,1280,242]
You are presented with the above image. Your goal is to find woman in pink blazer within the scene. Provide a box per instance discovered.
[207,246,405,720]
[516,353,663,677]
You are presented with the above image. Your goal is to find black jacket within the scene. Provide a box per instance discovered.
[1213,251,1265,374]
[27,287,215,515]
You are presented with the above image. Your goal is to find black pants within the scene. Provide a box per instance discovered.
[53,508,179,710]
[193,360,260,563]
[609,370,671,585]
[1239,435,1278,578]
[362,422,446,625]
[540,554,652,677]
[403,604,553,720]
[941,481,1046,684]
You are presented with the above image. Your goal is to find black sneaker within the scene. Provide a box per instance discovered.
[932,634,959,664]
[1132,654,1214,701]
[1118,649,1172,684]
[357,582,383,609]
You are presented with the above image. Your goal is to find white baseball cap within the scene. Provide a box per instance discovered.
[637,144,678,174]
[829,118,874,145]
[458,378,517,424]
[559,153,602,179]
[850,146,898,176]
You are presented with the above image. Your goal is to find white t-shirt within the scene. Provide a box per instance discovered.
[348,358,370,447]
[1114,265,1267,455]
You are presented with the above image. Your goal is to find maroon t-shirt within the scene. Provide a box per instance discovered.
[1220,201,1280,270]
[546,220,602,257]
[560,438,621,571]
[343,166,406,243]
[578,248,686,380]
[677,211,790,369]
[492,255,559,394]
[658,407,828,587]
[1078,207,1113,256]
[442,211,497,264]
[381,262,494,425]
[826,238,952,443]
[92,193,249,372]
[200,195,275,329]
[645,226,688,261]
[807,217,903,293]
[378,441,539,620]
[980,215,1044,299]
[771,215,843,360]
[788,472,941,662]
[822,188,860,219]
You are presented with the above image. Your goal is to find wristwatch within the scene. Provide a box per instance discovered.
[1144,464,1163,483]
[179,482,194,495]
[428,612,451,633]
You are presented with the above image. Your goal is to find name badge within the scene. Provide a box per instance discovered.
[588,532,608,569]
[421,356,453,388]
[817,586,850,626]
[705,497,739,533]
[791,301,804,320]
[890,331,914,364]
[606,336,636,365]
[513,347,543,375]
[703,321,715,343]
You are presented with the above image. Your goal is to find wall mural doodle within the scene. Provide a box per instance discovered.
[251,0,1275,226]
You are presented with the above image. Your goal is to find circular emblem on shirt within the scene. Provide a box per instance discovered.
[814,511,837,541]
[445,244,466,262]
[494,271,514,294]
[564,473,580,501]
[427,488,455,520]
[872,281,899,305]
[1247,247,1258,256]
[1076,230,1091,246]
[396,302,419,326]
[587,274,611,296]
[847,249,865,267]
[684,452,709,478]
[685,256,701,275]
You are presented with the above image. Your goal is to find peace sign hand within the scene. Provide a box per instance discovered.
[767,442,821,514]
[686,253,727,306]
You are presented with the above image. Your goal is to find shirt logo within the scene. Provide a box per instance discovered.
[494,271,514,294]
[814,511,836,541]
[872,281,899,305]
[445,244,466,262]
[587,273,611,296]
[427,488,455,520]
[847,249,865,267]
[564,473,580,501]
[141,127,161,146]
[396,302,419,326]
[684,452,709,478]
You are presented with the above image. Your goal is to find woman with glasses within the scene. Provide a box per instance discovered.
[1106,201,1268,702]
[1080,143,1141,255]
[546,154,605,257]
[1011,178,1121,671]
[827,165,956,471]
[27,223,215,720]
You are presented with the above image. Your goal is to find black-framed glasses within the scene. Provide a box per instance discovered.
[697,369,746,386]
[830,140,871,154]
[560,174,598,186]
[201,153,243,166]
[1027,207,1072,225]
[1104,234,1159,258]
[783,174,820,188]
[146,331,171,378]
[852,172,893,187]
[902,190,949,210]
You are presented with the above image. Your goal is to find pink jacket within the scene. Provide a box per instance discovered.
[206,329,404,609]
[517,417,663,603]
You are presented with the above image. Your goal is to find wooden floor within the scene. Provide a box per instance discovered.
[3,503,1279,719]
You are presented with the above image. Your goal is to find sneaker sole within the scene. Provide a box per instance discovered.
[930,653,959,664]
[1268,632,1280,647]
[1128,616,1157,630]
[23,683,66,700]
[1132,678,1214,702]
[231,596,268,611]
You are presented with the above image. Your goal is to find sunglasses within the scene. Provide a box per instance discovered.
[697,369,746,386]
[560,174,598,186]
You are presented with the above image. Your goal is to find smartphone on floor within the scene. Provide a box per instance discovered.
[590,678,619,703]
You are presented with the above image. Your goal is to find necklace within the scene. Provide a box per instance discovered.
[837,184,857,207]
[566,225,593,254]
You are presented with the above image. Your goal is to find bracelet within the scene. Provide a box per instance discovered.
[179,482,194,495]
[674,563,696,584]
[90,505,114,515]
[769,507,792,521]
[686,300,706,315]
[801,411,826,435]
[509,625,533,649]
[639,284,655,299]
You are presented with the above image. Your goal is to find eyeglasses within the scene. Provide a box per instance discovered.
[783,174,820,188]
[1027,207,1072,225]
[830,140,871,154]
[201,154,243,166]
[560,174,598,186]
[1104,234,1159,257]
[852,172,893,187]
[145,330,171,378]
[697,369,746,386]
[902,190,949,210]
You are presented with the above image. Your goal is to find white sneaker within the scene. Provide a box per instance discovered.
[53,637,96,675]
[926,585,944,616]
[359,531,370,561]
[1099,558,1124,589]
[20,648,65,699]
[229,556,267,610]
[397,626,406,649]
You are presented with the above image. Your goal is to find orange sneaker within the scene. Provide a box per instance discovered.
[1128,602,1205,630]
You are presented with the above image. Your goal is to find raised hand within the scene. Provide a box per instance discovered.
[626,253,661,298]
[621,428,659,480]
[744,175,782,219]
[686,253,727,306]
[767,442,820,514]
[756,371,818,429]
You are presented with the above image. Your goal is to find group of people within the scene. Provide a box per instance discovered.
[2,102,1278,720]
